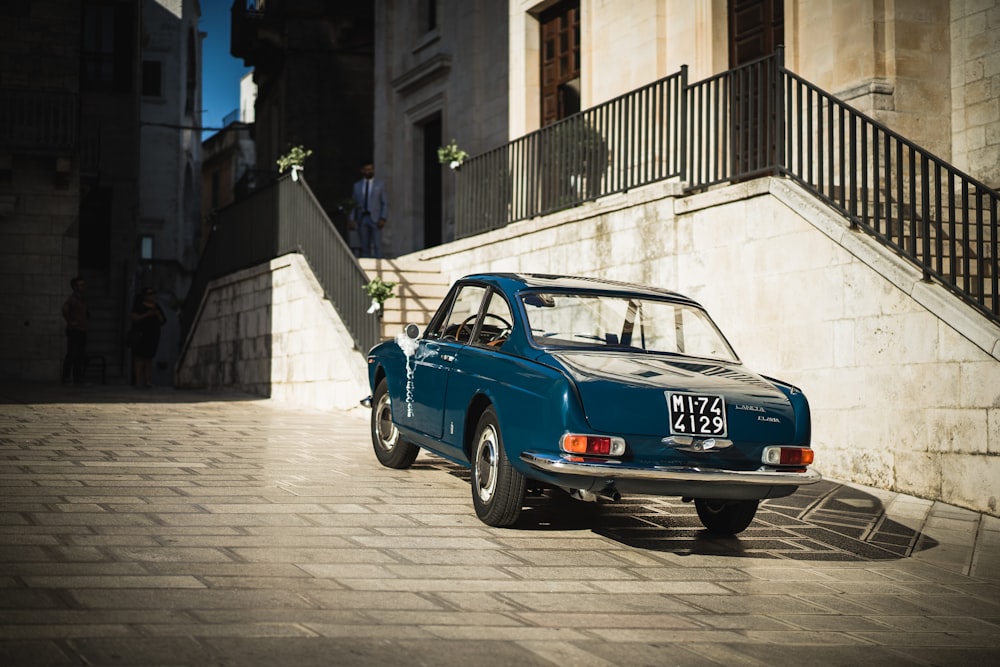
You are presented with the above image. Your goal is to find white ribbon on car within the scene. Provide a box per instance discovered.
[394,332,419,418]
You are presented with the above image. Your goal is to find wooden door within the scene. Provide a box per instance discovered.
[728,0,784,176]
[729,0,783,67]
[540,0,580,128]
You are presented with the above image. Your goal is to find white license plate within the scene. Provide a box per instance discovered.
[666,392,727,437]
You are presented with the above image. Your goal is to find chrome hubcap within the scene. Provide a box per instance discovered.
[375,393,398,451]
[474,425,499,503]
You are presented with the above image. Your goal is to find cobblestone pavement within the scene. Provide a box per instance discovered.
[1,383,998,666]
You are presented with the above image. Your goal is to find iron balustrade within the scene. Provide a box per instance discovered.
[777,63,998,324]
[0,89,77,153]
[180,172,379,357]
[456,51,998,324]
[457,70,686,238]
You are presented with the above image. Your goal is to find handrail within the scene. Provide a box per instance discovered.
[179,173,379,360]
[455,52,999,324]
[456,69,686,238]
[773,52,998,323]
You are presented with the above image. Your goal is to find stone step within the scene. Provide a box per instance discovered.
[359,257,450,341]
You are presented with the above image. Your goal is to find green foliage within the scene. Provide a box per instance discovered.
[546,117,608,177]
[437,139,469,167]
[276,145,313,173]
[363,278,396,306]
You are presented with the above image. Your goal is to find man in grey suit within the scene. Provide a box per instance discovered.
[349,161,388,258]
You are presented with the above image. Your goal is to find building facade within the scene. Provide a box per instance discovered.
[200,71,257,252]
[508,0,997,185]
[0,0,203,384]
[375,0,999,250]
[373,0,511,255]
[0,1,143,382]
[230,0,377,245]
[138,0,203,385]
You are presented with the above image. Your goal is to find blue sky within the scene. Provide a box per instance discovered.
[199,2,251,140]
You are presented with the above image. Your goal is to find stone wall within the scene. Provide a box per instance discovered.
[176,254,369,412]
[506,0,998,186]
[375,0,510,255]
[951,0,1000,187]
[410,177,1000,516]
[0,1,81,381]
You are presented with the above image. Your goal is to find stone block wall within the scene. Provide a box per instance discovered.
[951,0,1000,187]
[176,254,369,412]
[412,177,1000,516]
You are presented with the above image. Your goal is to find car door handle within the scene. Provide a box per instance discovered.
[441,354,455,363]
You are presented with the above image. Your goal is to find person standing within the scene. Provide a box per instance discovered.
[349,161,388,259]
[130,287,166,388]
[61,276,88,384]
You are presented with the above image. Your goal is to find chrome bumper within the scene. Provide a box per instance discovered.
[520,452,822,487]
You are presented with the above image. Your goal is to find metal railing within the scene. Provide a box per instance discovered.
[456,51,999,324]
[180,172,379,356]
[684,55,783,186]
[456,70,686,238]
[777,61,997,323]
[0,89,77,153]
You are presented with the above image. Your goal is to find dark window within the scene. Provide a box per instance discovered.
[211,172,220,209]
[424,0,437,32]
[82,0,135,93]
[185,28,197,116]
[421,114,443,248]
[539,1,580,127]
[142,60,162,97]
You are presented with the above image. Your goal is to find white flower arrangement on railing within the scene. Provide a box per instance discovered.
[276,145,313,181]
[437,139,469,170]
[363,278,397,315]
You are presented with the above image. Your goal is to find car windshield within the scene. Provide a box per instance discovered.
[521,291,739,362]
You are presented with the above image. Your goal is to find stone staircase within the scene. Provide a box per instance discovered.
[358,257,450,341]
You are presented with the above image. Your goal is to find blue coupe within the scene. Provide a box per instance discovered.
[364,274,820,533]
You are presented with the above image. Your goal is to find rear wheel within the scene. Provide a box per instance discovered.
[370,378,419,469]
[470,406,526,527]
[695,498,759,535]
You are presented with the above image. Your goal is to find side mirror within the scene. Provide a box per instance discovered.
[404,323,420,340]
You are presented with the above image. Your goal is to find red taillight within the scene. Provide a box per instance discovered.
[786,448,814,465]
[560,434,625,456]
[762,446,814,466]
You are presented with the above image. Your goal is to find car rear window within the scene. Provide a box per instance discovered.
[521,291,738,362]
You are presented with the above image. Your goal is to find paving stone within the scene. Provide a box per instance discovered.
[2,382,999,666]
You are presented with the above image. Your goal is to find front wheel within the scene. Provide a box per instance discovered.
[370,378,419,469]
[695,498,759,535]
[470,406,526,527]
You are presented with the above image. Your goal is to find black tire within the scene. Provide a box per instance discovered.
[695,498,759,535]
[470,406,526,527]
[370,378,419,469]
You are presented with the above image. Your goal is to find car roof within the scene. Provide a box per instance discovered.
[460,273,701,305]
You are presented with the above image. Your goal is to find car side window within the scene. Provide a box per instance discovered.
[438,284,487,343]
[473,291,514,348]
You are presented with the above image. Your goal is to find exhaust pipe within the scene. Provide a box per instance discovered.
[568,487,621,503]
[596,488,621,503]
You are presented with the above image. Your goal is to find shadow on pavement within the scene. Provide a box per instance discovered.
[0,382,265,406]
[429,460,938,562]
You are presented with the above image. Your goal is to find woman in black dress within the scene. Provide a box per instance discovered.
[130,288,166,387]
